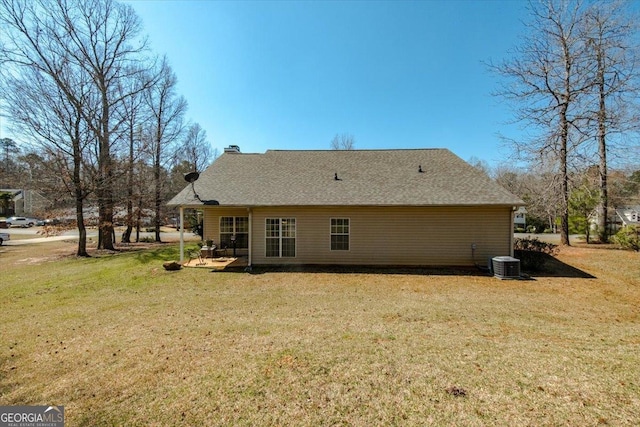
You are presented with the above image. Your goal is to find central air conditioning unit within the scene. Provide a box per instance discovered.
[492,256,521,279]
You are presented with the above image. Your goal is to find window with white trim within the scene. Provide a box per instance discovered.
[219,216,248,249]
[330,218,350,251]
[266,218,296,257]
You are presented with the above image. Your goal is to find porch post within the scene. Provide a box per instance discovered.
[179,206,185,263]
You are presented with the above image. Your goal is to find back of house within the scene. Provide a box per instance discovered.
[169,148,524,268]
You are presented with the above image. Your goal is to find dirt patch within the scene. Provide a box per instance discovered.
[2,240,176,266]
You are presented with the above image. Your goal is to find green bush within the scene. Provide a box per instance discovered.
[515,227,526,233]
[514,237,559,271]
[611,226,640,251]
[524,216,548,234]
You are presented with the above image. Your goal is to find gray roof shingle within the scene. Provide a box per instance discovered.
[168,149,524,207]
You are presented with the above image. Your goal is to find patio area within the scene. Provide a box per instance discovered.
[182,255,249,271]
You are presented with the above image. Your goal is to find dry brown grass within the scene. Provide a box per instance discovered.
[1,241,639,426]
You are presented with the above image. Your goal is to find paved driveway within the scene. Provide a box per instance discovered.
[1,227,197,245]
[514,233,584,244]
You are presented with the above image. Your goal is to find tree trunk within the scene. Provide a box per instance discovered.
[122,122,135,244]
[73,150,89,257]
[136,199,142,242]
[97,91,115,250]
[596,50,609,243]
[154,124,162,243]
[585,217,590,244]
[76,200,88,257]
[559,103,571,247]
[122,222,133,243]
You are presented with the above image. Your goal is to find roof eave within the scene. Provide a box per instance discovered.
[169,202,525,208]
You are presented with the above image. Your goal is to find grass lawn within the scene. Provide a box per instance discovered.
[1,242,639,425]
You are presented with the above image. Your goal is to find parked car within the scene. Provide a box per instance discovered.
[0,231,9,245]
[6,216,36,227]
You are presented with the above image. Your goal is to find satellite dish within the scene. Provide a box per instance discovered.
[184,171,200,183]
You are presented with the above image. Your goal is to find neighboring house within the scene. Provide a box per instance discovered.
[589,206,639,235]
[0,188,51,216]
[168,147,525,268]
[514,206,526,230]
[616,206,640,227]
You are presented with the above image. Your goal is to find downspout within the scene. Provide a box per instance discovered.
[510,207,516,257]
[247,207,252,268]
[179,206,184,263]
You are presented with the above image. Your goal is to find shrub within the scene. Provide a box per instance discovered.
[525,216,548,234]
[611,226,640,251]
[514,237,559,271]
[514,237,559,255]
[515,227,526,233]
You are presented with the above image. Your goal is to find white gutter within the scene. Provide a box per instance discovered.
[510,206,516,257]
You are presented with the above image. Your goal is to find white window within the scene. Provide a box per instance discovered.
[330,218,350,251]
[266,218,296,257]
[220,217,248,249]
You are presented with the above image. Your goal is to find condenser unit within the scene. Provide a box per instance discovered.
[492,256,521,279]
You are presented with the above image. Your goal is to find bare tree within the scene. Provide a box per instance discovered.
[0,0,155,250]
[1,64,96,256]
[180,122,213,172]
[468,156,492,177]
[118,87,148,244]
[145,57,187,242]
[496,165,563,232]
[330,133,356,150]
[489,0,594,245]
[581,0,640,242]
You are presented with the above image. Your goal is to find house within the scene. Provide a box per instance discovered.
[0,188,51,216]
[514,206,526,230]
[589,205,639,235]
[615,206,640,227]
[168,147,525,268]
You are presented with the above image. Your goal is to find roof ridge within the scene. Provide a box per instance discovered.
[265,148,448,153]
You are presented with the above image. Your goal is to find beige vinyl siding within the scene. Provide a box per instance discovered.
[248,206,512,266]
[202,207,250,257]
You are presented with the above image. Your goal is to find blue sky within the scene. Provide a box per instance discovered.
[126,0,530,166]
[0,0,531,166]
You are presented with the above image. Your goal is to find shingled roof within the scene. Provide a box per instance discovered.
[168,149,524,207]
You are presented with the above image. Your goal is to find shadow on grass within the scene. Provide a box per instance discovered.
[244,264,490,276]
[523,253,596,279]
[236,257,595,279]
